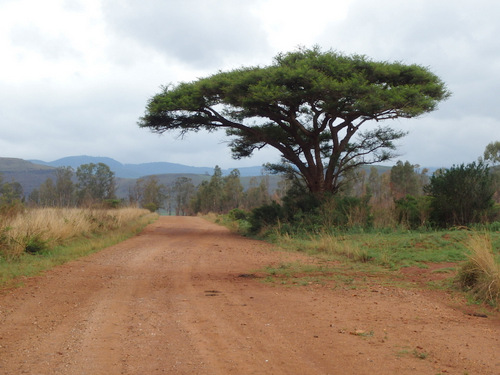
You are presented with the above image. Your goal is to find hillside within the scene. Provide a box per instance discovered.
[0,157,54,172]
[30,155,265,178]
[0,158,57,195]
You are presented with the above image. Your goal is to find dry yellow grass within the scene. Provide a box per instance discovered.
[0,207,151,260]
[457,233,500,306]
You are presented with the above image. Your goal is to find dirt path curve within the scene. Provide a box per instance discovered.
[0,216,498,374]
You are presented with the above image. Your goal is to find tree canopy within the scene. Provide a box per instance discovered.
[139,47,450,195]
[76,163,116,204]
[483,141,500,165]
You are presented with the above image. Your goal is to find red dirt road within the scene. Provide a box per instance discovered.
[0,216,498,374]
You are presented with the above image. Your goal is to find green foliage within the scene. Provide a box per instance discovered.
[395,195,432,229]
[228,208,249,221]
[103,199,122,209]
[140,46,450,195]
[189,167,271,215]
[76,163,116,205]
[390,161,426,198]
[249,202,283,232]
[190,166,224,214]
[130,175,166,212]
[0,175,23,207]
[426,162,497,227]
[483,141,500,165]
[171,176,195,215]
[30,166,76,207]
[24,235,48,254]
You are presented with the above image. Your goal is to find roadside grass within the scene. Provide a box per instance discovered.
[263,227,498,269]
[251,226,500,307]
[207,213,500,306]
[456,233,500,306]
[0,207,157,288]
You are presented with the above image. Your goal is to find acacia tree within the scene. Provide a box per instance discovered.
[139,47,449,196]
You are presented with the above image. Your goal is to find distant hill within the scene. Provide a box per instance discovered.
[30,155,266,178]
[0,158,56,195]
[0,157,54,172]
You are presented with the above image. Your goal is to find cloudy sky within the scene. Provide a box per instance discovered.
[0,0,498,169]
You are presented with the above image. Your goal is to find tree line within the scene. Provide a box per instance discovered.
[9,163,274,215]
[27,163,118,208]
[1,141,499,230]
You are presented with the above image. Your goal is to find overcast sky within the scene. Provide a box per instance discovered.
[0,0,498,169]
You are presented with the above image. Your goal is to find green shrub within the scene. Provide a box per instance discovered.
[250,202,283,232]
[228,208,249,221]
[426,162,496,227]
[24,235,48,254]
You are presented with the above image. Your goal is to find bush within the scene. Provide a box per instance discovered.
[325,195,373,229]
[249,202,283,232]
[228,208,249,221]
[395,195,432,229]
[426,162,497,227]
[24,235,48,254]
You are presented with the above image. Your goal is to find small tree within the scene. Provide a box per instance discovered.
[483,141,500,203]
[222,169,244,211]
[172,177,195,215]
[130,176,166,212]
[37,178,57,206]
[192,166,224,214]
[243,176,271,210]
[390,161,421,199]
[54,166,75,207]
[483,141,500,165]
[76,163,116,205]
[0,176,23,207]
[425,162,496,227]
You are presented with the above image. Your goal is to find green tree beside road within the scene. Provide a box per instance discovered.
[139,46,450,196]
[76,163,116,205]
[425,162,495,227]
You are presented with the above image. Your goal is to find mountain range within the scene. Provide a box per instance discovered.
[29,155,267,178]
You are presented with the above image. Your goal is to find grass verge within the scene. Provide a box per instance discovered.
[255,226,499,307]
[456,233,500,306]
[0,208,157,288]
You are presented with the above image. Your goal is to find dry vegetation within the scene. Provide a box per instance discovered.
[457,233,500,305]
[0,207,153,260]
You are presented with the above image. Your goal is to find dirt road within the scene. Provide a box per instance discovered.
[0,216,498,374]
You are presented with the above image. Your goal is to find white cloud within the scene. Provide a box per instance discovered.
[101,0,272,70]
[0,0,498,170]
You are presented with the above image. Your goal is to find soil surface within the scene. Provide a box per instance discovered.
[0,216,499,374]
